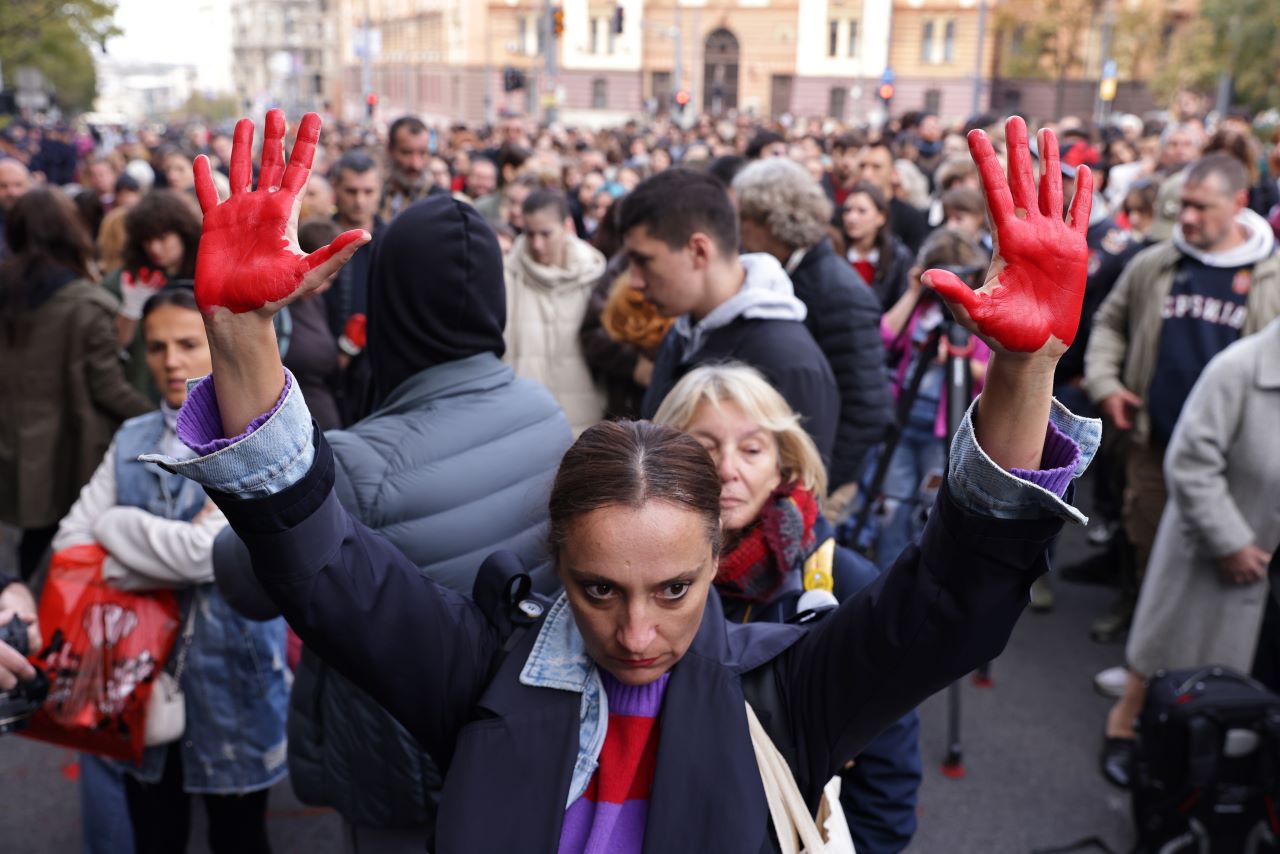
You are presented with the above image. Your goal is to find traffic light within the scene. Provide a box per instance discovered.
[674,89,690,113]
[612,5,624,35]
[553,7,565,37]
[365,92,378,118]
[877,82,894,105]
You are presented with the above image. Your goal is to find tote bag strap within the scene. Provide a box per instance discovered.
[745,701,827,854]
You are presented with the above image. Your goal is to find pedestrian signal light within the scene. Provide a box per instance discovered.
[674,89,690,109]
[365,92,378,117]
[553,7,565,37]
[878,83,894,104]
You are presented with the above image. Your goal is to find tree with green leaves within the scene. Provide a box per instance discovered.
[0,0,119,113]
[994,0,1100,118]
[1154,0,1279,114]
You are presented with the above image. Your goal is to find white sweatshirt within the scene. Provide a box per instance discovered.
[52,438,227,592]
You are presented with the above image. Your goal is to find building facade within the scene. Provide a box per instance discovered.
[232,0,338,116]
[331,0,1187,126]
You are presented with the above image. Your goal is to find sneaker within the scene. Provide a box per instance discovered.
[1093,665,1128,698]
[1029,575,1054,612]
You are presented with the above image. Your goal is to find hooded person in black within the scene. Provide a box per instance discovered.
[337,195,510,422]
[212,195,573,851]
[366,195,508,402]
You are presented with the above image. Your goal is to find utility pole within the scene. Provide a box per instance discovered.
[673,16,683,118]
[1214,7,1244,118]
[361,0,373,129]
[543,0,559,124]
[1094,0,1116,125]
[970,0,988,116]
[483,5,494,124]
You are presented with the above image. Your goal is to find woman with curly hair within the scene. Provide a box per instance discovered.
[111,190,203,391]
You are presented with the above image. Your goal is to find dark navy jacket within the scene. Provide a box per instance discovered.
[788,239,894,488]
[641,317,840,468]
[212,429,1063,853]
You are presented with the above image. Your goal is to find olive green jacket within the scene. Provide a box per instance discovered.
[1083,240,1280,446]
[0,279,151,528]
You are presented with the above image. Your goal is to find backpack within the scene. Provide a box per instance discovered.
[1131,666,1280,853]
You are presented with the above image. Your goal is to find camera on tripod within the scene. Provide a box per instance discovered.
[0,617,49,735]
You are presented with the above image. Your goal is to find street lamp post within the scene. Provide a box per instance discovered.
[542,0,558,124]
[970,0,988,116]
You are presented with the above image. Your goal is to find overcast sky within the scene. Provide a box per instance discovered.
[104,0,234,92]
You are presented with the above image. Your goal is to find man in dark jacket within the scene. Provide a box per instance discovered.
[732,158,892,505]
[213,195,573,851]
[623,169,840,464]
[854,140,932,254]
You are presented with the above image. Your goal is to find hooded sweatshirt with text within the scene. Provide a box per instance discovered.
[1148,208,1277,444]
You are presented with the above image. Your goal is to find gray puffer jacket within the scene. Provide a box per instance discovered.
[288,353,571,828]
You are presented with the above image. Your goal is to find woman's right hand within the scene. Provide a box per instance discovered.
[193,109,368,318]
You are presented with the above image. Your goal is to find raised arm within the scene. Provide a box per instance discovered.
[191,109,369,436]
[777,118,1102,787]
[168,111,500,763]
[925,116,1093,472]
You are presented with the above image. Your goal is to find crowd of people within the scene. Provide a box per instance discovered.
[0,91,1277,853]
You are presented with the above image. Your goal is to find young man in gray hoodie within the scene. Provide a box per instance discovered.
[623,169,839,464]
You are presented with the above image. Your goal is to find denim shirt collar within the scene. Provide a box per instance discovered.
[518,594,609,807]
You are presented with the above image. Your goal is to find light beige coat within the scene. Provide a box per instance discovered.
[504,234,607,435]
[1127,318,1280,676]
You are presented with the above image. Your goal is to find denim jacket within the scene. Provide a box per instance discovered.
[148,372,1100,805]
[118,410,290,794]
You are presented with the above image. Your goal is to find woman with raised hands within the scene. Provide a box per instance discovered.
[147,110,1099,853]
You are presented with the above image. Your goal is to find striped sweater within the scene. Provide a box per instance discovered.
[558,671,670,854]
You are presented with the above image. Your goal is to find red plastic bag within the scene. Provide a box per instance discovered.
[21,544,181,762]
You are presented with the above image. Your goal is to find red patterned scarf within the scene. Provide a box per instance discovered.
[715,486,819,603]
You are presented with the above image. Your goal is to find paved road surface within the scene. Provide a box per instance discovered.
[0,484,1134,854]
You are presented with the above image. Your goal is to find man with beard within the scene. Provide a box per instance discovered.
[380,116,442,221]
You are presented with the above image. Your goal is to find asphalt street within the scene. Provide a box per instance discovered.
[0,476,1134,854]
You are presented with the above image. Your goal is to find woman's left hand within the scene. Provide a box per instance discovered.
[924,116,1092,361]
[921,116,1094,473]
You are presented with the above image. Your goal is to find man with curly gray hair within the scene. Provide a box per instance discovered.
[733,158,892,511]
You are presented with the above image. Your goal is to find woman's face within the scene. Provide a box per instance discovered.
[559,501,716,686]
[1110,141,1136,164]
[1126,205,1153,237]
[685,400,783,535]
[144,304,212,409]
[842,193,886,244]
[144,231,185,275]
[164,155,193,191]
